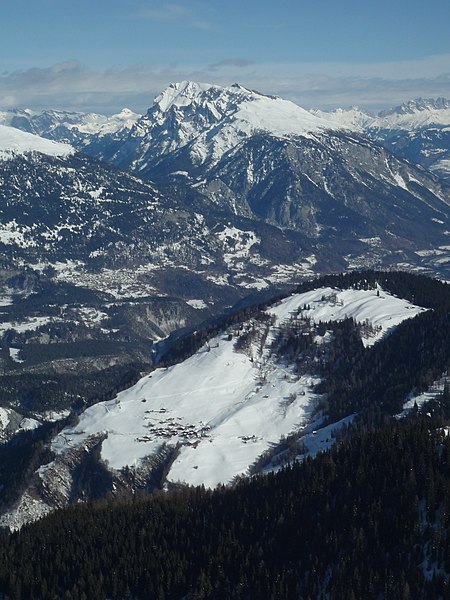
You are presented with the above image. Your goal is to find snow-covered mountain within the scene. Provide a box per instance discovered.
[313,98,450,181]
[99,81,340,171]
[2,85,450,282]
[78,82,450,278]
[378,97,450,125]
[6,90,450,182]
[0,279,429,529]
[313,98,450,131]
[0,132,323,302]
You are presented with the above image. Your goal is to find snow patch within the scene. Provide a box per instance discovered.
[0,316,56,336]
[301,414,355,459]
[0,492,52,532]
[186,299,208,310]
[9,347,24,363]
[216,226,260,270]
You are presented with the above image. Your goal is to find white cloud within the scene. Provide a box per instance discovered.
[0,55,449,114]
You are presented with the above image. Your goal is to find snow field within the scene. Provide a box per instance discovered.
[52,334,320,487]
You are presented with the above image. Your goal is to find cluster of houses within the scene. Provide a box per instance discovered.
[136,408,211,444]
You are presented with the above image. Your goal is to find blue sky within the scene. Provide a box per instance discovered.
[0,0,449,112]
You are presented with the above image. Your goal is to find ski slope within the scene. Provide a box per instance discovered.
[51,287,426,487]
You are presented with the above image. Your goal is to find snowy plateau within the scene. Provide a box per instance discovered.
[0,285,427,530]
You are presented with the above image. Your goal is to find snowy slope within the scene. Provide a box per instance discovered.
[0,124,73,159]
[269,286,426,347]
[198,93,341,164]
[50,287,426,488]
[153,81,339,136]
[106,83,450,280]
[309,107,374,132]
[52,334,320,488]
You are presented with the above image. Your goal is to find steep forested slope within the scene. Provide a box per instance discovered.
[1,414,450,599]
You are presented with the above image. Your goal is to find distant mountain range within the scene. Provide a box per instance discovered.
[312,97,450,181]
[1,83,449,291]
[3,89,449,180]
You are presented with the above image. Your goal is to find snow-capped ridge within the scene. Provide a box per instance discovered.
[311,96,450,180]
[1,107,140,140]
[316,97,450,132]
[0,124,74,159]
[379,97,450,117]
[152,80,338,132]
[309,107,374,132]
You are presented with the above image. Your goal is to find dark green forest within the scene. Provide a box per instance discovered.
[1,414,450,599]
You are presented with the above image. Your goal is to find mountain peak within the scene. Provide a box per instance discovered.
[116,108,136,116]
[151,80,338,132]
[126,81,344,170]
[154,81,223,112]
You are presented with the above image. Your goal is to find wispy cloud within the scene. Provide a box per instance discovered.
[0,56,449,114]
[208,59,255,70]
[136,2,213,30]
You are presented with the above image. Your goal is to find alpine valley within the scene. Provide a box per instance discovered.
[0,82,450,597]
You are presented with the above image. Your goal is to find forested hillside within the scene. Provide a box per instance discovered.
[1,413,450,599]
